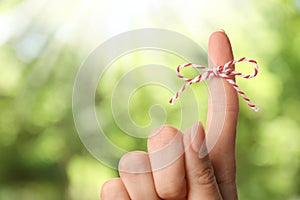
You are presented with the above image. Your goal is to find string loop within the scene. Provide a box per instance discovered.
[169,57,259,112]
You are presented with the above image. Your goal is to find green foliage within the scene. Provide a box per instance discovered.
[0,0,299,199]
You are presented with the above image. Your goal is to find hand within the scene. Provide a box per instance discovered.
[101,30,239,200]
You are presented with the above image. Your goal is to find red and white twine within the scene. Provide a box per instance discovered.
[169,57,259,112]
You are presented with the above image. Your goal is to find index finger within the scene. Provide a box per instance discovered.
[205,30,239,200]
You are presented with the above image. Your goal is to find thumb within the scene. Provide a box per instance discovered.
[183,122,222,199]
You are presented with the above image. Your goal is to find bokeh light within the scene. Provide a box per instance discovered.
[0,0,299,199]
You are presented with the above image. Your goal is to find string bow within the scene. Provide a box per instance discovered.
[169,57,259,112]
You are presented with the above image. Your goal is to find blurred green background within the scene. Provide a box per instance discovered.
[0,0,299,199]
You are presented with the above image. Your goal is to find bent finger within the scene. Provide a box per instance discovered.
[184,122,222,199]
[148,126,186,200]
[100,178,130,200]
[119,151,161,200]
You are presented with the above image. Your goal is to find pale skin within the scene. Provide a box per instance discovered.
[101,30,239,200]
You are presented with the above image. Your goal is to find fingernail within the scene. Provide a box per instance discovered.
[214,29,225,33]
[198,143,208,158]
[190,122,208,158]
[183,123,198,151]
[191,123,201,153]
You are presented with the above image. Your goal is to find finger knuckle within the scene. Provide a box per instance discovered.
[100,180,113,199]
[195,167,217,186]
[100,179,124,199]
[156,181,186,199]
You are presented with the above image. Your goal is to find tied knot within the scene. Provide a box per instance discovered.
[169,57,259,112]
[211,65,222,77]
